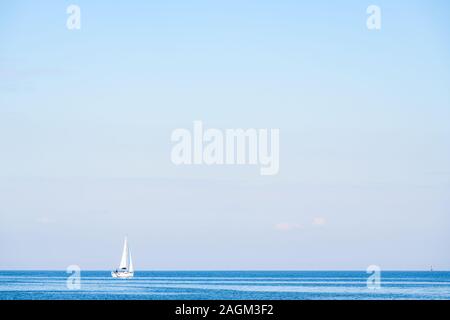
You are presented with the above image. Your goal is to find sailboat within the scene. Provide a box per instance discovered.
[111,237,134,278]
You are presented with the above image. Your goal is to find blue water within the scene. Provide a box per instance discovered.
[0,271,449,300]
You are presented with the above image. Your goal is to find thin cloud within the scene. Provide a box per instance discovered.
[312,217,326,226]
[36,217,56,225]
[274,223,302,231]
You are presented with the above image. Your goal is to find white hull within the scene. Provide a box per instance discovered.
[111,271,134,279]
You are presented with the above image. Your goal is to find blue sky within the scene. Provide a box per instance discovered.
[0,0,449,270]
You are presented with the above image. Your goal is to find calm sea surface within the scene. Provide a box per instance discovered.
[0,271,449,300]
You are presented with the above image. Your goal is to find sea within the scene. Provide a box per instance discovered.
[0,271,449,300]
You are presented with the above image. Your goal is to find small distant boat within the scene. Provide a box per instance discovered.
[430,265,434,272]
[111,237,134,279]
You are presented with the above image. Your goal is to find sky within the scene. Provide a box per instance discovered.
[0,0,449,270]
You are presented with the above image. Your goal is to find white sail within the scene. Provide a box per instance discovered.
[128,251,134,273]
[119,237,128,270]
